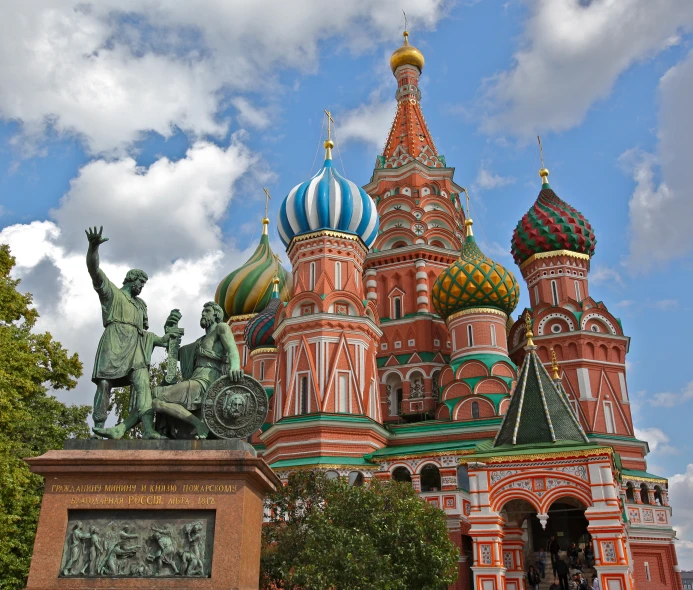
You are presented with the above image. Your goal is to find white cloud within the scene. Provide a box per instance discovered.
[624,49,693,270]
[480,0,693,136]
[634,427,677,455]
[232,98,272,130]
[473,167,516,191]
[0,0,447,154]
[50,136,259,271]
[589,265,625,287]
[668,464,693,569]
[648,381,693,408]
[336,99,396,151]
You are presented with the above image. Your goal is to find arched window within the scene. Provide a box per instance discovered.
[392,241,408,249]
[551,280,559,306]
[533,285,539,306]
[335,261,342,290]
[348,471,364,487]
[640,483,650,505]
[467,324,474,347]
[392,466,412,483]
[457,465,470,491]
[420,464,441,492]
[472,401,480,419]
[325,470,339,480]
[259,360,265,381]
[394,187,401,195]
[394,297,402,319]
[654,486,664,506]
[626,482,635,503]
[309,262,316,290]
[490,324,497,347]
[574,280,581,301]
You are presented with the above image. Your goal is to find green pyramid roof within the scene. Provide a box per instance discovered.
[494,346,588,447]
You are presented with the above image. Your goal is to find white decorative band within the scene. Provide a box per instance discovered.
[446,307,508,322]
[365,269,377,277]
[366,280,377,289]
[416,272,428,280]
[415,260,426,268]
[416,283,428,292]
[417,296,429,304]
[366,293,378,300]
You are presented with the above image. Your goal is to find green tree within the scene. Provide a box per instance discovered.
[0,245,90,589]
[261,471,459,590]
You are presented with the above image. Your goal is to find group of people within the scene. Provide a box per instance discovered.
[527,536,600,590]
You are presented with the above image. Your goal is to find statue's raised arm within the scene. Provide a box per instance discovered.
[85,226,109,283]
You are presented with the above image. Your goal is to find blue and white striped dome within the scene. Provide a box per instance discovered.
[278,156,379,249]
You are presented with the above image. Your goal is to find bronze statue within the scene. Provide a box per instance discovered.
[149,302,243,439]
[86,227,175,439]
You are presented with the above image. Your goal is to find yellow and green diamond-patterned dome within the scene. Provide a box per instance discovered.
[432,220,520,319]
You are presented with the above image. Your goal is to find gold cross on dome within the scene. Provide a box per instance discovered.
[461,187,470,217]
[263,187,271,219]
[537,135,545,169]
[324,110,335,141]
[403,10,408,32]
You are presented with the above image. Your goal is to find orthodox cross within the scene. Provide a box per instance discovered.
[402,10,408,32]
[324,110,334,142]
[537,135,545,169]
[461,187,471,218]
[263,187,271,219]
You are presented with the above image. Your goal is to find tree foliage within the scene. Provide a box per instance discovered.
[0,245,91,589]
[261,470,459,590]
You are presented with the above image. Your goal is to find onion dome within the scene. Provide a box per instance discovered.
[244,277,282,350]
[432,219,520,319]
[278,136,378,249]
[511,168,596,266]
[390,30,425,73]
[215,218,291,321]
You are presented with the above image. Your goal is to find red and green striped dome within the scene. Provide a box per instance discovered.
[511,172,596,265]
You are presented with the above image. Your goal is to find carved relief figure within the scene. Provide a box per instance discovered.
[62,522,90,575]
[147,524,179,575]
[181,521,205,576]
[79,526,102,576]
[99,525,141,576]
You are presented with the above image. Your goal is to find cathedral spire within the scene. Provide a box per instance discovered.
[381,30,443,169]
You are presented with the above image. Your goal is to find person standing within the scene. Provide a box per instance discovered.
[584,542,595,568]
[592,574,601,590]
[556,558,570,590]
[549,579,561,590]
[528,565,541,590]
[549,535,561,576]
[536,547,547,579]
[568,542,579,568]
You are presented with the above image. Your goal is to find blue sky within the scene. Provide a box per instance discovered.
[1,0,693,563]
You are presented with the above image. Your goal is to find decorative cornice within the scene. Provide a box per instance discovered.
[519,250,591,271]
[227,313,257,323]
[287,229,367,251]
[460,446,612,465]
[250,347,277,357]
[369,449,476,463]
[274,463,380,473]
[446,307,508,322]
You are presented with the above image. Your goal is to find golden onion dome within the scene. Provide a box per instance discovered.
[390,31,425,74]
[432,219,520,320]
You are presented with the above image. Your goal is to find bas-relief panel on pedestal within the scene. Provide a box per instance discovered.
[60,510,214,578]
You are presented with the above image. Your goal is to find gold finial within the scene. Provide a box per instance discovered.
[461,188,473,237]
[551,347,560,380]
[262,188,272,234]
[524,312,534,347]
[324,109,335,159]
[402,10,409,43]
[537,135,550,185]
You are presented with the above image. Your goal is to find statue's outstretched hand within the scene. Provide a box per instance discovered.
[165,309,182,328]
[229,369,244,383]
[85,226,109,247]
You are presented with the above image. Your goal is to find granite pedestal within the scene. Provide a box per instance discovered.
[24,439,280,590]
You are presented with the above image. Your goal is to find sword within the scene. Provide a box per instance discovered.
[163,309,184,385]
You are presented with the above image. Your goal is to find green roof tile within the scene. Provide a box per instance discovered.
[494,346,588,447]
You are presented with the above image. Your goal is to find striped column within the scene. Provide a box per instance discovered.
[416,260,429,312]
[365,269,378,301]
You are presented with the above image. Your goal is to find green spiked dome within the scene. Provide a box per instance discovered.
[511,168,596,266]
[215,218,291,320]
[432,219,520,320]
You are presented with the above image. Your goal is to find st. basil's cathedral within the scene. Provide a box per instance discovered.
[214,31,682,590]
